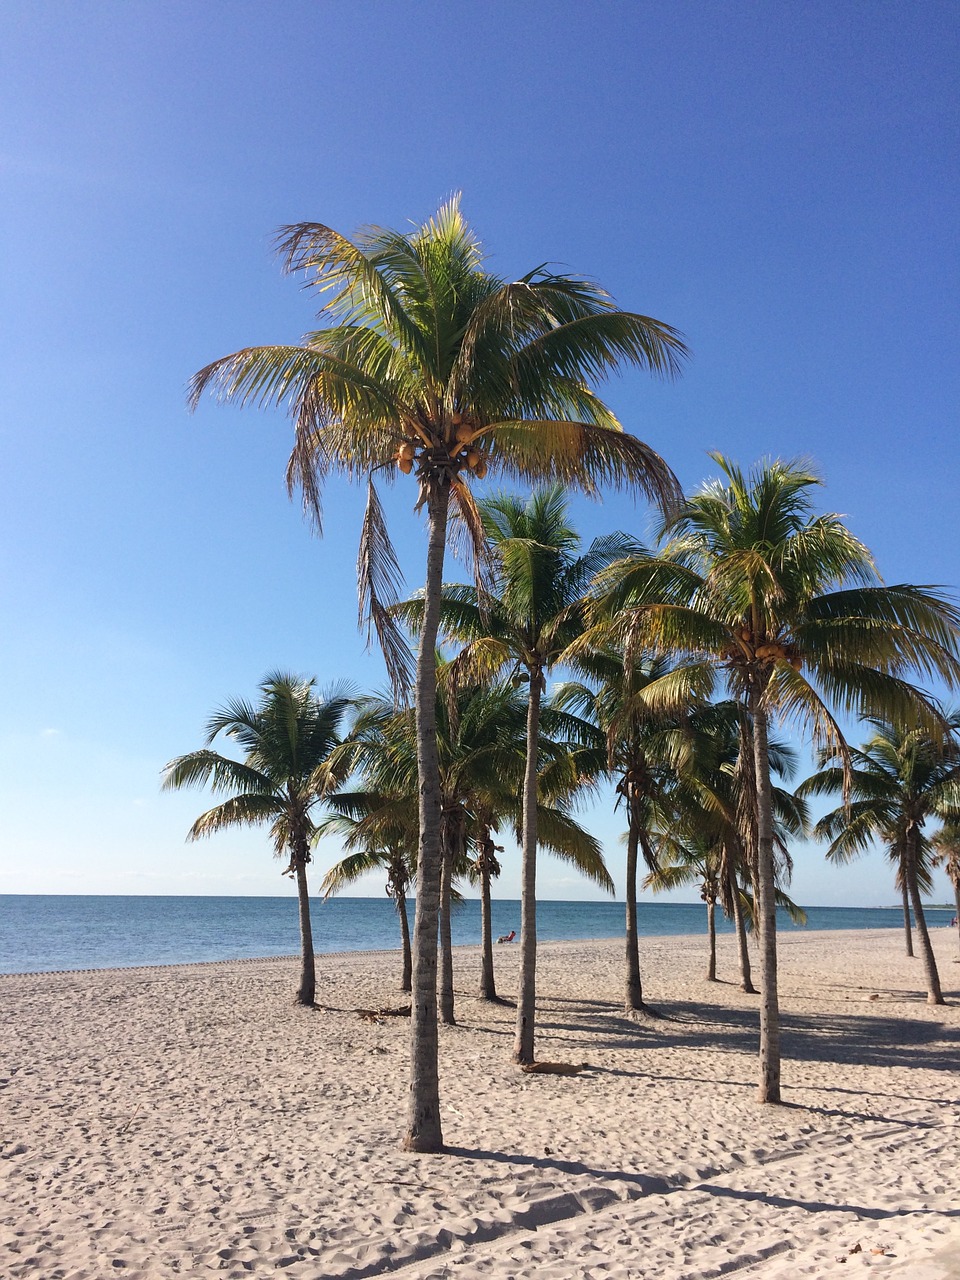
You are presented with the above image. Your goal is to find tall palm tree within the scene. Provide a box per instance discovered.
[800,716,960,1004]
[189,199,687,1151]
[413,486,625,1063]
[162,673,352,1006]
[589,456,960,1099]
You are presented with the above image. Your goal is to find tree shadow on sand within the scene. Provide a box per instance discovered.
[533,995,960,1078]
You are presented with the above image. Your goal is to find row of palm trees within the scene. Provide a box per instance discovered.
[184,198,960,1152]
[164,479,960,1110]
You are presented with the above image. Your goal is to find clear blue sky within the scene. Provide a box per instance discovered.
[1,2,958,905]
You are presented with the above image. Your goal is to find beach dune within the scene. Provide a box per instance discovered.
[2,928,959,1278]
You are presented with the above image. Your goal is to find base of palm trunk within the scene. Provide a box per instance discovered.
[624,1001,661,1022]
[402,1133,446,1153]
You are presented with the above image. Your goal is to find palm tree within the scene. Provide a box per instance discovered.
[800,716,960,1004]
[319,794,418,991]
[590,456,960,1099]
[932,821,960,960]
[647,736,809,985]
[338,678,514,1025]
[162,673,351,1006]
[553,650,695,1014]
[679,701,808,992]
[340,673,612,1020]
[189,199,687,1151]
[414,486,626,1063]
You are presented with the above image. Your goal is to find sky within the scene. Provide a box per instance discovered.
[1,1,958,906]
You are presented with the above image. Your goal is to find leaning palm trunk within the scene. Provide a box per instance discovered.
[705,893,717,981]
[900,877,915,957]
[624,818,643,1011]
[729,867,756,994]
[514,673,543,1064]
[404,482,451,1153]
[438,818,456,1025]
[293,839,317,1007]
[751,695,781,1103]
[905,826,943,1004]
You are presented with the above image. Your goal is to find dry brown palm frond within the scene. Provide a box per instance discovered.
[358,478,414,701]
[448,477,496,604]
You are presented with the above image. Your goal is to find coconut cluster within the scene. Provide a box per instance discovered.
[392,416,488,478]
[728,629,802,670]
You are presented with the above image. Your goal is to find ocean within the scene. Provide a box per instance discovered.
[1,895,954,975]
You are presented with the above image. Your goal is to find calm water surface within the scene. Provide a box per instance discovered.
[1,895,954,974]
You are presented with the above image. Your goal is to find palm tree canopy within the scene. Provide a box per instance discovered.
[334,671,614,893]
[800,715,960,890]
[162,672,353,860]
[402,484,634,688]
[588,456,960,757]
[190,201,688,694]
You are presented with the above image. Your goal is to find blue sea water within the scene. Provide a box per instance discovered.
[0,895,954,975]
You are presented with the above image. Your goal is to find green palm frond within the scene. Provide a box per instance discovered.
[533,807,614,893]
[161,750,271,797]
[164,674,351,869]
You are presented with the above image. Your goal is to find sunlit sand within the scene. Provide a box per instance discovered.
[3,928,959,1277]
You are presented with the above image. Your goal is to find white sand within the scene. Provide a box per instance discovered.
[2,926,959,1279]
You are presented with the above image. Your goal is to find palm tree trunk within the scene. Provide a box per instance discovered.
[396,885,412,994]
[293,847,316,1007]
[514,671,542,1064]
[901,877,915,957]
[706,895,717,981]
[730,868,756,994]
[906,826,943,1004]
[624,816,643,1011]
[404,478,450,1154]
[954,880,960,961]
[439,819,456,1024]
[479,847,497,1001]
[751,695,781,1103]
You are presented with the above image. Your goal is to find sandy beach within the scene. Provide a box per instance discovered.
[2,927,959,1279]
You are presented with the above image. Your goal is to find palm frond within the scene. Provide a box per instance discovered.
[358,478,414,700]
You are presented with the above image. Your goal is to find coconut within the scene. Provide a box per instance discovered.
[397,456,413,474]
[398,441,415,461]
